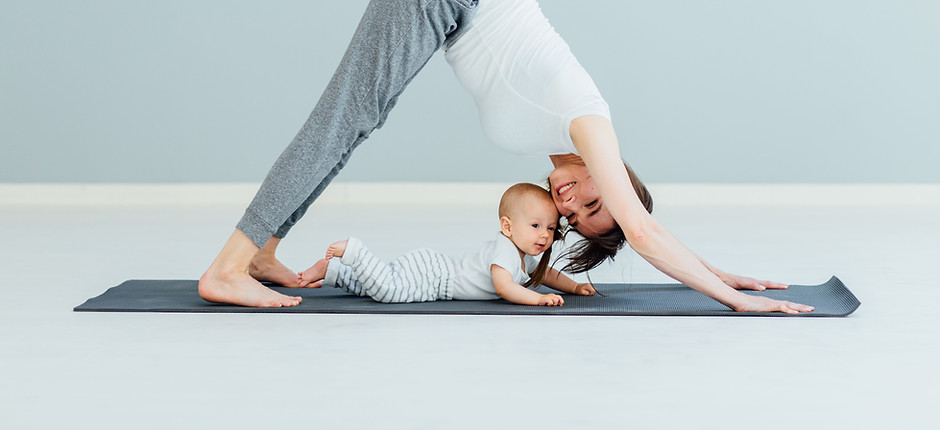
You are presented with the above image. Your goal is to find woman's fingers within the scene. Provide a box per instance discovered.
[744,282,765,291]
[738,295,814,314]
[729,276,763,290]
[787,301,814,313]
[761,280,789,290]
[774,300,813,314]
[732,276,789,291]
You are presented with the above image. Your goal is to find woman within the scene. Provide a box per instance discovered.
[199,0,812,314]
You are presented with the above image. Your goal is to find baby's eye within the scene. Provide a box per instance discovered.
[531,224,539,229]
[548,226,556,232]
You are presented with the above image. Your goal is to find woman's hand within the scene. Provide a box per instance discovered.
[720,273,788,291]
[731,294,814,314]
[574,283,596,296]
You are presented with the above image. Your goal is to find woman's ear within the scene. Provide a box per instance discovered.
[499,216,513,237]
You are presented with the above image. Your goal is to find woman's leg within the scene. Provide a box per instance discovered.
[239,0,478,247]
[199,0,477,307]
[324,238,454,303]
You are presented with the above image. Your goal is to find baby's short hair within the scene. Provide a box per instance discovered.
[498,183,554,219]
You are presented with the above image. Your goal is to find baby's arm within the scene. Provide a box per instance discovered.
[491,265,563,306]
[540,268,596,296]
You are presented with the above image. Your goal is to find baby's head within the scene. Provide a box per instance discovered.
[498,183,561,256]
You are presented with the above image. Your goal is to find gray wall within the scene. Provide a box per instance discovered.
[2,0,938,184]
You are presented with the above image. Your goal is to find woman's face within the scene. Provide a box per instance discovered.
[548,163,616,238]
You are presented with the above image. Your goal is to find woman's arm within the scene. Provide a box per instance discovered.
[541,267,595,295]
[491,265,564,306]
[697,256,788,291]
[569,115,812,313]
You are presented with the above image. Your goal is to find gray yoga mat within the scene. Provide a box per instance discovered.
[74,276,859,317]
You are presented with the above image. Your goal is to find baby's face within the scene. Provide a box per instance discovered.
[509,196,559,256]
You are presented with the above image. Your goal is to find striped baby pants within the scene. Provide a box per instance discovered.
[323,237,456,303]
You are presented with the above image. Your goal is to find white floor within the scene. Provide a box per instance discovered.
[1,185,938,429]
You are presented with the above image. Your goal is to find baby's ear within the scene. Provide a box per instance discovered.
[499,216,512,237]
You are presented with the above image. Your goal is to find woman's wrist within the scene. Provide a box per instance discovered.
[720,289,751,311]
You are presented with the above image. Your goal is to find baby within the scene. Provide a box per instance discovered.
[297,183,595,305]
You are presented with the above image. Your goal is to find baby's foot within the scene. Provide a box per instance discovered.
[325,240,348,260]
[297,258,329,288]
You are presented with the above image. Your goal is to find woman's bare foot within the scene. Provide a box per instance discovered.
[200,269,302,307]
[326,240,348,260]
[297,258,329,288]
[198,230,302,308]
[249,254,301,288]
[247,237,301,287]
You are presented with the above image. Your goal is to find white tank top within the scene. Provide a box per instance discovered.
[444,0,611,156]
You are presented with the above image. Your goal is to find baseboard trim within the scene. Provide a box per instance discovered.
[1,183,938,207]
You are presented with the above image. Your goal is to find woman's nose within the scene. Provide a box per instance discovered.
[560,196,576,211]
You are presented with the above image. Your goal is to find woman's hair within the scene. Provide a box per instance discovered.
[553,161,653,274]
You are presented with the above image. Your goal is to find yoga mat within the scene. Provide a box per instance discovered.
[75,276,859,317]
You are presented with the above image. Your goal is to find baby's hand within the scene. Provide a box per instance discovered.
[575,283,596,296]
[538,293,564,306]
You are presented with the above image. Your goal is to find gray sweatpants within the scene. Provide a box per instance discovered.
[324,237,456,303]
[236,0,479,248]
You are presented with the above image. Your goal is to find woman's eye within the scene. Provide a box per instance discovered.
[587,199,598,207]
